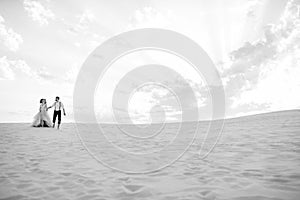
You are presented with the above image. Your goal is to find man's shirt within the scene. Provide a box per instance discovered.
[51,101,64,111]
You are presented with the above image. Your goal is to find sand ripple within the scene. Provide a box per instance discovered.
[0,110,300,199]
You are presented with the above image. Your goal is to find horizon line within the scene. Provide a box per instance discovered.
[1,109,299,124]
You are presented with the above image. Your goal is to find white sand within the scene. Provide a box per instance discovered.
[0,110,300,200]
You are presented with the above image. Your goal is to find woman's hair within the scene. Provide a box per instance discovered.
[40,99,47,104]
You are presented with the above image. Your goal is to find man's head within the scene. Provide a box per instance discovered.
[55,96,60,102]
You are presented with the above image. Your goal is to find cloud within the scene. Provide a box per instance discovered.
[0,56,34,80]
[0,56,15,80]
[246,0,264,18]
[36,67,56,80]
[77,10,95,30]
[66,10,105,51]
[128,85,167,124]
[0,15,23,51]
[223,0,300,115]
[63,63,80,83]
[67,9,95,35]
[124,75,210,123]
[233,48,300,112]
[0,56,55,82]
[94,77,207,123]
[128,6,174,29]
[24,0,55,26]
[126,84,184,124]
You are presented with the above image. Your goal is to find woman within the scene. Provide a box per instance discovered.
[32,99,52,127]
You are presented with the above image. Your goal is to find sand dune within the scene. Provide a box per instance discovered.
[0,110,300,200]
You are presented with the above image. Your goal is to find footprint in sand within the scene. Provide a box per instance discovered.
[122,184,145,194]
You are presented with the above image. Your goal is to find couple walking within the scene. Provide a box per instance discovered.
[32,96,66,129]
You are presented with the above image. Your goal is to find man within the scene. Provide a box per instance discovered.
[48,96,66,129]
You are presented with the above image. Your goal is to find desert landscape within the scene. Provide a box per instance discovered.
[1,110,300,200]
[1,0,300,200]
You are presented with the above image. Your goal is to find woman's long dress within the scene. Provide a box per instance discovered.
[32,104,52,127]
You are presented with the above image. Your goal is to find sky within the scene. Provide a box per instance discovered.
[0,0,299,123]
